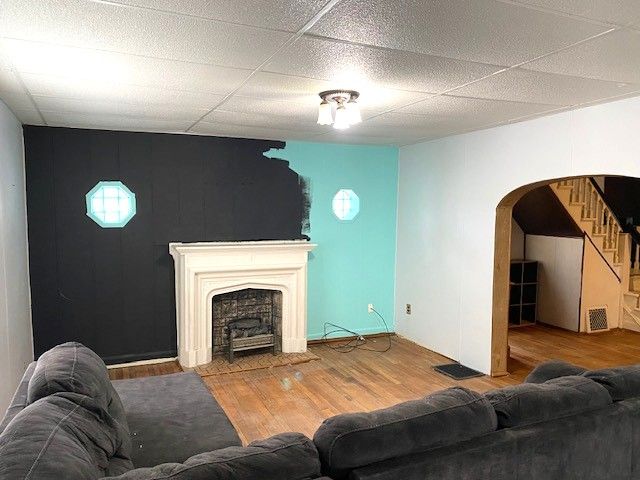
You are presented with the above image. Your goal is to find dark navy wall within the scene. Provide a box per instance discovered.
[24,126,309,363]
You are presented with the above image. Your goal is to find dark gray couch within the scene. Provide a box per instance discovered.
[0,342,324,480]
[312,360,640,480]
[2,343,640,480]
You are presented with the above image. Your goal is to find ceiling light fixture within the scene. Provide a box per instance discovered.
[317,90,361,129]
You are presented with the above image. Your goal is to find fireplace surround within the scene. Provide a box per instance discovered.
[169,240,316,368]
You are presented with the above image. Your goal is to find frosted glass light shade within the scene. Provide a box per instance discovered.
[317,100,333,125]
[346,99,361,124]
[333,104,350,130]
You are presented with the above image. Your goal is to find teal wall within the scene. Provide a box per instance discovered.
[269,141,398,340]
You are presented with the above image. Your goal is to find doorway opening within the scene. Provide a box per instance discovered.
[491,175,640,376]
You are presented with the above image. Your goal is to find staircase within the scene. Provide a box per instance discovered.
[550,178,640,331]
[553,179,623,272]
[626,232,640,329]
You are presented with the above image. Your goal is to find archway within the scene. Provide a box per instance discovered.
[490,175,640,376]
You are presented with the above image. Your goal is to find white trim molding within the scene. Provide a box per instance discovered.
[106,356,178,369]
[169,240,317,368]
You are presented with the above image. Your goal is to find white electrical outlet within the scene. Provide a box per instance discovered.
[368,303,374,313]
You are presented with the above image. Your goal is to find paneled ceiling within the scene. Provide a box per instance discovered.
[1,0,639,146]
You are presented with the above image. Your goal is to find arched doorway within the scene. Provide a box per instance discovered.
[491,175,640,376]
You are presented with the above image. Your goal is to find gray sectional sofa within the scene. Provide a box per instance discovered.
[311,359,640,480]
[1,343,640,480]
[0,343,325,480]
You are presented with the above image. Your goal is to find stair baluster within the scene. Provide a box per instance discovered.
[597,199,605,235]
[607,210,614,250]
[585,182,593,218]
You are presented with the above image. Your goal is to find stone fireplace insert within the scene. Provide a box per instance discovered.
[212,288,281,362]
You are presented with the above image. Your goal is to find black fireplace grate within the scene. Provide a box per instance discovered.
[226,317,276,363]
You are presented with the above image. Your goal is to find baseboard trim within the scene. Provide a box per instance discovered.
[104,351,178,369]
[106,356,178,369]
[307,331,395,345]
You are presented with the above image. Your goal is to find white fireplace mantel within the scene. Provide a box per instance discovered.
[169,240,316,368]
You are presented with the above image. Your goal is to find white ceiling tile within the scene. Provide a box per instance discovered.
[11,108,45,125]
[41,110,194,132]
[506,0,640,26]
[452,68,640,105]
[265,35,502,93]
[236,72,432,116]
[524,29,640,84]
[0,39,251,95]
[0,92,35,114]
[396,95,558,122]
[1,0,637,146]
[0,68,41,120]
[108,0,329,32]
[309,0,609,66]
[235,72,334,103]
[33,96,209,121]
[21,73,226,109]
[0,67,25,97]
[217,95,318,118]
[202,109,323,131]
[313,131,416,146]
[358,112,485,138]
[0,0,291,69]
[190,121,320,141]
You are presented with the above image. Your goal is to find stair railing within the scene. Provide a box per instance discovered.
[559,178,624,264]
[588,177,640,272]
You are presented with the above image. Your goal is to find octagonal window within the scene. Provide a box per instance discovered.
[86,181,136,228]
[332,189,360,221]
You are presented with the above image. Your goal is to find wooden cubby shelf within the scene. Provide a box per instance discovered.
[509,260,538,327]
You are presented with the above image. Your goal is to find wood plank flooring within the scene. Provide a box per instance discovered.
[108,325,640,444]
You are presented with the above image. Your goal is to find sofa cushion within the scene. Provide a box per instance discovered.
[485,376,612,429]
[112,371,241,467]
[0,392,132,480]
[312,387,497,479]
[348,401,634,480]
[0,361,36,434]
[525,360,586,384]
[101,432,320,480]
[106,382,128,434]
[583,364,640,401]
[27,342,113,411]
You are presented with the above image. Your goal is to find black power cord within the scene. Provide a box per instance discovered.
[320,307,392,353]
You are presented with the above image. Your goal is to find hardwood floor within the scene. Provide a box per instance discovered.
[507,323,640,375]
[108,360,182,380]
[108,326,640,444]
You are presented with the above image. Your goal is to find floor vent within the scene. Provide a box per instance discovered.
[586,307,609,333]
[433,363,484,380]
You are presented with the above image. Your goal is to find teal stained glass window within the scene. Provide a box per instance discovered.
[332,189,360,221]
[86,181,136,228]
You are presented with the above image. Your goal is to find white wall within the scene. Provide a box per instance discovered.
[0,100,32,415]
[525,235,582,332]
[396,95,640,374]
